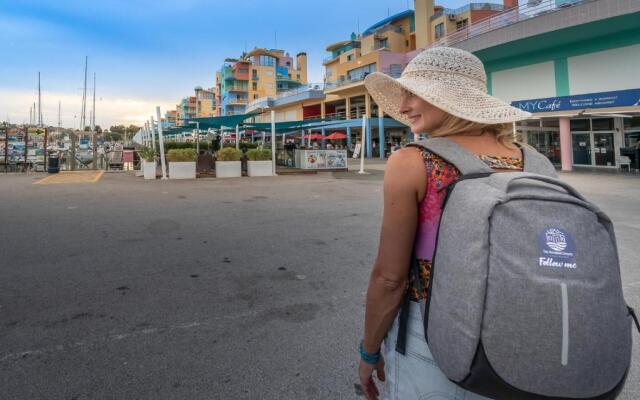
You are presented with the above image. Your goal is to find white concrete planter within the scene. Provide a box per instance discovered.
[169,161,196,179]
[142,160,156,180]
[247,160,273,177]
[216,161,241,178]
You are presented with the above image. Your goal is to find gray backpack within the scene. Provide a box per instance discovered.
[396,138,639,400]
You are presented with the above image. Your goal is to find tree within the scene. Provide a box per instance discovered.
[109,125,126,135]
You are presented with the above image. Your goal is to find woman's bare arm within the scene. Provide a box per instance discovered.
[363,147,425,353]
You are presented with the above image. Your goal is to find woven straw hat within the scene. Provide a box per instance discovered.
[364,47,531,125]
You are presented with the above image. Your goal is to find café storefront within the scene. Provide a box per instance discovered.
[512,88,640,170]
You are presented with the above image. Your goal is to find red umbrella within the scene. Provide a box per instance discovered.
[325,132,347,140]
[304,133,324,140]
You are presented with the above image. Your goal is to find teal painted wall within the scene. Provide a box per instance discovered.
[487,71,493,95]
[553,58,570,96]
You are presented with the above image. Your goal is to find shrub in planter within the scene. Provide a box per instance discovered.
[138,147,156,179]
[163,142,211,152]
[246,149,272,177]
[215,147,242,178]
[167,149,197,179]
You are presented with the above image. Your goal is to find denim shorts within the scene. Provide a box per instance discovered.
[382,301,492,400]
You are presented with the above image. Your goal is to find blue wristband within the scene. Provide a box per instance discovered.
[359,340,381,364]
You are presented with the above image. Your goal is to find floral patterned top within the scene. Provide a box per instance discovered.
[409,149,524,302]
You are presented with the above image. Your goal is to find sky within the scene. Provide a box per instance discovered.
[1,0,482,129]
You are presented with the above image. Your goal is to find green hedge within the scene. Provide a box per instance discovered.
[222,142,259,152]
[246,149,272,161]
[167,148,197,162]
[163,142,211,152]
[217,147,242,161]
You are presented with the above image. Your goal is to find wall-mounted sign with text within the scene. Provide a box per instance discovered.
[511,88,640,114]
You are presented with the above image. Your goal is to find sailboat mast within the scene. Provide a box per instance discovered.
[91,72,96,131]
[38,71,42,127]
[58,101,61,134]
[80,56,88,131]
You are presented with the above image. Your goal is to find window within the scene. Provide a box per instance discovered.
[456,19,468,30]
[541,118,559,128]
[238,68,249,74]
[347,54,353,61]
[286,61,291,66]
[435,23,444,39]
[376,38,388,49]
[625,132,640,147]
[252,70,258,80]
[347,63,376,81]
[254,94,258,100]
[252,82,257,90]
[624,116,640,130]
[259,55,276,66]
[570,119,590,131]
[296,74,300,80]
[592,118,614,131]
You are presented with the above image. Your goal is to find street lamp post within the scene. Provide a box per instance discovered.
[188,121,200,153]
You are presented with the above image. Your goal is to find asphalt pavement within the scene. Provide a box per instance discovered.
[0,168,638,399]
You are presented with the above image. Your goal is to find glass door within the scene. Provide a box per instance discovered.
[593,132,615,166]
[572,133,592,165]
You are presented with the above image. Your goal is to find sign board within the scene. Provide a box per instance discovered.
[352,143,361,159]
[511,88,640,113]
[298,150,348,169]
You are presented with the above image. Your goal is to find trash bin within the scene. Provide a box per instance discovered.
[47,153,60,174]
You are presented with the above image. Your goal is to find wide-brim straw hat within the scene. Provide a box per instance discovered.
[364,47,531,125]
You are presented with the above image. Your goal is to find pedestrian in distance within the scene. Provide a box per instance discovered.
[358,47,636,400]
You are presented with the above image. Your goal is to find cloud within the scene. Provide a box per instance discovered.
[0,89,175,128]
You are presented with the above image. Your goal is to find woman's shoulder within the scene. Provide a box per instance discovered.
[384,147,426,193]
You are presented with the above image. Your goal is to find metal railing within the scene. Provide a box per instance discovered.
[428,0,589,48]
[323,55,338,64]
[227,98,248,105]
[275,83,324,100]
[325,67,402,90]
[431,3,505,20]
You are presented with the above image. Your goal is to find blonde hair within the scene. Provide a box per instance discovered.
[430,113,517,149]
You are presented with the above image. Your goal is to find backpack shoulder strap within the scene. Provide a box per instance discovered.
[408,137,493,175]
[520,144,558,178]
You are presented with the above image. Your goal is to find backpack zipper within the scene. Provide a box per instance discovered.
[629,306,640,333]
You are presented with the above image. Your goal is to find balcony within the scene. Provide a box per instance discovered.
[245,96,275,113]
[227,85,248,92]
[323,55,338,65]
[228,98,248,105]
[431,3,505,20]
[325,67,401,91]
[428,0,586,49]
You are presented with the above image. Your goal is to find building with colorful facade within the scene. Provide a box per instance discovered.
[215,48,308,116]
[175,96,196,126]
[194,87,216,118]
[245,0,639,167]
[247,0,510,158]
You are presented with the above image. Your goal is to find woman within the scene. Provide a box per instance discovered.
[358,47,533,399]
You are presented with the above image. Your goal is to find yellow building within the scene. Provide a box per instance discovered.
[216,48,308,116]
[194,87,216,118]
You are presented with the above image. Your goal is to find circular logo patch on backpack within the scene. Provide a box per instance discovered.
[538,228,576,269]
[545,228,567,251]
